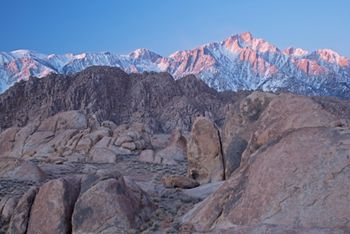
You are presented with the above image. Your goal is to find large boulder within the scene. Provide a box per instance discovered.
[0,111,89,160]
[0,127,19,157]
[8,187,38,234]
[184,224,350,234]
[35,129,79,158]
[89,147,118,163]
[187,117,224,184]
[71,170,155,233]
[0,158,48,182]
[0,196,19,223]
[221,92,276,177]
[113,122,152,152]
[27,177,81,234]
[184,127,350,232]
[5,170,156,233]
[76,127,112,154]
[221,92,347,178]
[22,131,55,158]
[7,123,39,158]
[38,110,88,132]
[243,93,342,161]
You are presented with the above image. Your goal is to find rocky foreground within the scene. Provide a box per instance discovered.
[0,67,349,233]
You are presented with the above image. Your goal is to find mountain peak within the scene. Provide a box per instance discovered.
[11,49,31,55]
[316,48,341,58]
[283,47,309,57]
[0,32,350,98]
[10,49,35,58]
[129,48,161,62]
[314,49,349,66]
[239,32,253,42]
[223,32,254,45]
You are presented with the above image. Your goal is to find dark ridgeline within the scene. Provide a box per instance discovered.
[0,66,248,132]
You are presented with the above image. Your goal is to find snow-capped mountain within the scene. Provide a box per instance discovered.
[1,32,350,98]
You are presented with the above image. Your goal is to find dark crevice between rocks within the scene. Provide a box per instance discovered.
[67,177,82,234]
[23,187,38,234]
[217,129,226,181]
[225,136,247,177]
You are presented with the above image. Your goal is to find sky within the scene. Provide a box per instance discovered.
[1,0,350,57]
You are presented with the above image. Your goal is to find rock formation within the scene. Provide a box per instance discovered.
[187,117,225,184]
[0,67,350,233]
[27,177,80,234]
[4,170,155,234]
[71,170,155,233]
[0,110,154,164]
[183,127,350,233]
[149,128,188,165]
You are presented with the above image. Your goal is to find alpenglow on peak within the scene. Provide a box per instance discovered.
[0,32,349,98]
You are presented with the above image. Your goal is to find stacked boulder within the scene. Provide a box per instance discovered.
[0,111,153,164]
[139,128,187,165]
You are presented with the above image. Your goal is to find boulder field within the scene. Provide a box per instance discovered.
[0,68,349,233]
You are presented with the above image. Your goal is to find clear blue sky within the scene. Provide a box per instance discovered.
[1,0,350,57]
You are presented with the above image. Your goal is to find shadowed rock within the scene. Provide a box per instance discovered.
[0,66,246,133]
[187,117,225,184]
[8,187,38,234]
[27,177,81,234]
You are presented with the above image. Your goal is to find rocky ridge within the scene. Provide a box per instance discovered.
[0,66,246,132]
[1,32,350,98]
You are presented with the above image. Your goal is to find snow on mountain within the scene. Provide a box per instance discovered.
[1,32,350,98]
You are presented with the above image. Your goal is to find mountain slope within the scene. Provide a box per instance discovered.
[1,32,349,98]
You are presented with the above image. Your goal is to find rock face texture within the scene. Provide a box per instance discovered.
[0,110,154,163]
[0,158,47,182]
[221,92,277,169]
[27,177,81,234]
[243,93,341,159]
[8,187,38,234]
[0,66,246,132]
[187,117,225,184]
[184,127,350,233]
[221,91,350,178]
[72,170,155,233]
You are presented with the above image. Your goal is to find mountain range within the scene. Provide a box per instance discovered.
[1,32,349,98]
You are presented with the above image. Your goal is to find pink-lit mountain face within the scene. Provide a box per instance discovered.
[1,32,350,98]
